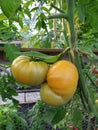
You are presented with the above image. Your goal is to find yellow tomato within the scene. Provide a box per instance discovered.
[11,55,49,86]
[47,60,78,96]
[40,60,79,106]
[40,83,69,106]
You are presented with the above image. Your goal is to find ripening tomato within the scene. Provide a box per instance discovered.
[40,60,79,106]
[11,55,49,86]
[40,83,70,106]
[47,60,79,96]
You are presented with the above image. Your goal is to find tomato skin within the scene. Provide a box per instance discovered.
[40,83,68,106]
[11,55,49,86]
[47,60,79,96]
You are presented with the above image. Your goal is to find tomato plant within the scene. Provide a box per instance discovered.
[11,55,49,86]
[0,0,98,129]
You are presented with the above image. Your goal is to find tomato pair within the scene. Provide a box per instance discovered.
[11,55,79,106]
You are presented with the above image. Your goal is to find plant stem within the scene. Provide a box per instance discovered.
[62,0,76,63]
[86,72,97,88]
[66,0,98,119]
[62,19,69,46]
[75,52,98,119]
[47,13,68,20]
[61,46,70,56]
[67,0,76,48]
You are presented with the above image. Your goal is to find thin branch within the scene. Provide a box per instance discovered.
[47,13,68,20]
[62,19,69,46]
[86,72,97,88]
[76,48,91,57]
[50,3,65,13]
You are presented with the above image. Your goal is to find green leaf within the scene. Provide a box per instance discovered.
[72,109,82,125]
[51,108,66,125]
[18,17,23,28]
[31,7,38,12]
[0,74,18,106]
[23,1,32,18]
[77,0,98,30]
[40,13,46,21]
[85,1,98,30]
[0,13,7,21]
[42,110,57,124]
[7,86,18,96]
[77,5,85,22]
[6,121,14,130]
[79,46,98,60]
[4,44,19,62]
[0,0,22,19]
[42,6,50,14]
[12,99,19,107]
[24,7,31,18]
[40,36,51,48]
[35,19,42,30]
